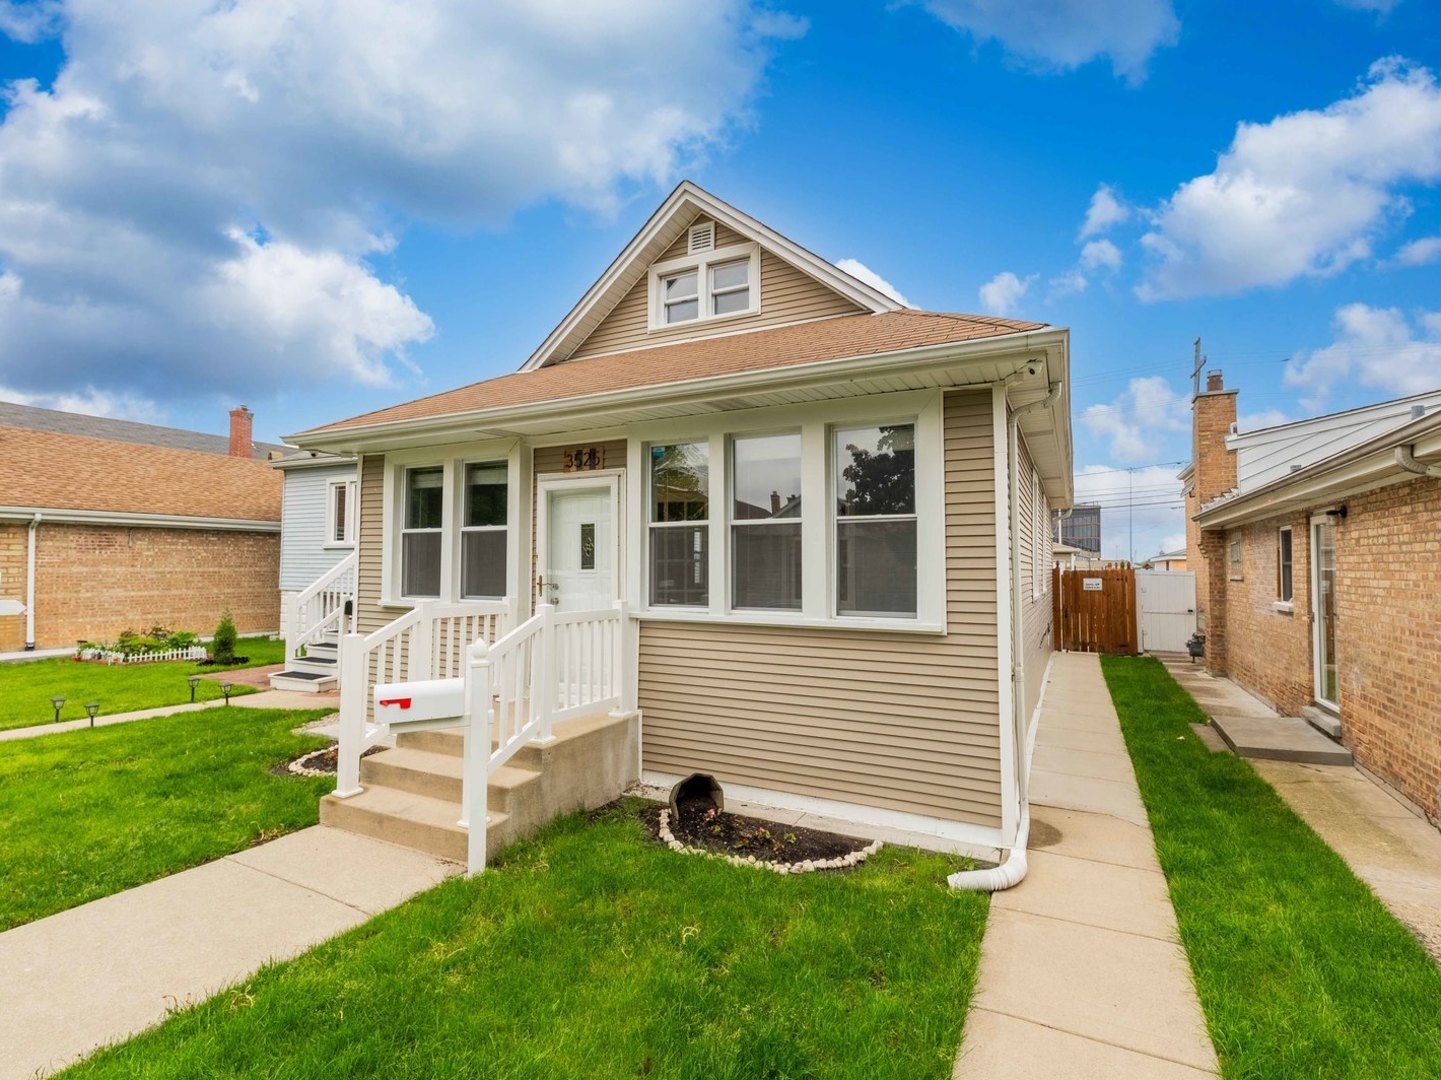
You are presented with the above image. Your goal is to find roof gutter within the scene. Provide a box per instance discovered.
[0,507,280,532]
[1395,444,1441,479]
[289,327,1070,452]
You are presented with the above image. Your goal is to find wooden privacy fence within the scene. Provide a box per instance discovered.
[1053,567,1138,655]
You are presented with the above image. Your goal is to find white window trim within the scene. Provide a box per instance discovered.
[380,440,523,608]
[830,420,921,620]
[323,477,357,548]
[459,459,510,600]
[645,441,711,610]
[647,241,761,332]
[731,429,805,613]
[626,390,945,634]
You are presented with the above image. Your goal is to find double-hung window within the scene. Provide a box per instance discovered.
[709,259,751,315]
[834,423,917,617]
[650,243,759,329]
[401,466,443,598]
[1277,527,1293,603]
[461,462,507,599]
[661,270,699,325]
[731,433,803,610]
[326,478,357,546]
[649,442,709,606]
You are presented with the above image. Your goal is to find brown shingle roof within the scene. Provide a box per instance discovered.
[307,309,1046,434]
[0,426,281,522]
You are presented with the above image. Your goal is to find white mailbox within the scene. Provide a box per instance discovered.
[374,677,465,731]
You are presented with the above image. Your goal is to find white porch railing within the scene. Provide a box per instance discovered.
[284,552,358,666]
[461,600,633,870]
[335,598,516,796]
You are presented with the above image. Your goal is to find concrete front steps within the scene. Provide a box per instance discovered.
[1301,703,1343,740]
[269,638,339,693]
[319,711,639,865]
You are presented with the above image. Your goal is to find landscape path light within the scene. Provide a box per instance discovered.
[220,682,233,705]
[84,702,100,727]
[188,675,201,703]
[51,696,65,723]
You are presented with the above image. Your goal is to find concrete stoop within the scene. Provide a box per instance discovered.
[319,711,639,864]
[1209,712,1354,766]
[1301,703,1343,740]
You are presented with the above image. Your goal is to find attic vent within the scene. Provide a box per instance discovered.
[688,221,715,255]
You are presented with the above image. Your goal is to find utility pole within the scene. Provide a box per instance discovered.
[1191,337,1207,399]
[1129,466,1134,564]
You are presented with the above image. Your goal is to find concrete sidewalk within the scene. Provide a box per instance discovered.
[0,826,456,1079]
[0,688,339,743]
[955,652,1219,1079]
[1155,655,1441,964]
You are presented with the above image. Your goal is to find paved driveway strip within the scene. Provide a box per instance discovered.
[955,652,1220,1079]
[0,827,456,1079]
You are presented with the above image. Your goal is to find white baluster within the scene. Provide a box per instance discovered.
[460,639,491,874]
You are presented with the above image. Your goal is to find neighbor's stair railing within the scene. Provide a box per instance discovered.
[284,552,358,667]
[335,597,516,796]
[460,600,632,870]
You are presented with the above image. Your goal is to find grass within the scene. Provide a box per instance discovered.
[0,705,334,931]
[62,801,988,1080]
[0,636,284,731]
[1101,655,1441,1080]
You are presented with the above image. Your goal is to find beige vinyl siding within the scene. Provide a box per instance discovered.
[355,453,388,634]
[638,389,1002,827]
[567,218,865,361]
[1016,435,1053,720]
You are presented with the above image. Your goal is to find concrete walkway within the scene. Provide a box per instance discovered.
[1156,656,1441,964]
[956,652,1219,1079]
[0,826,457,1080]
[0,688,339,743]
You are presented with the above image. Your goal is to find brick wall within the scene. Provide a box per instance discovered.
[1213,513,1313,713]
[1332,477,1441,817]
[0,524,26,651]
[25,523,279,648]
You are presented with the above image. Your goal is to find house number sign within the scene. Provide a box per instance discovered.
[1082,577,1103,591]
[563,446,605,472]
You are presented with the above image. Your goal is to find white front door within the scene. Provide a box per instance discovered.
[540,481,618,612]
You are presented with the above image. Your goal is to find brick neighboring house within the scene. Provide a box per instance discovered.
[0,403,285,651]
[1186,373,1441,820]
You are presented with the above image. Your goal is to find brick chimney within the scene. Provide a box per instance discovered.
[770,491,781,515]
[228,406,254,459]
[1190,369,1239,670]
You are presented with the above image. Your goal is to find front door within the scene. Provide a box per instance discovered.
[1312,518,1339,708]
[540,480,618,612]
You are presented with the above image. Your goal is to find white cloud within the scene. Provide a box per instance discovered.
[1049,269,1089,296]
[1138,58,1441,300]
[835,258,911,306]
[0,383,162,422]
[1336,0,1402,13]
[0,1,799,408]
[1080,238,1123,272]
[1079,184,1129,238]
[978,271,1034,316]
[1080,375,1190,462]
[0,1,61,42]
[1283,302,1441,409]
[920,0,1178,83]
[1235,408,1291,433]
[1073,464,1185,562]
[1392,234,1441,266]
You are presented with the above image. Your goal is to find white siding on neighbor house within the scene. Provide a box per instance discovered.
[280,462,357,592]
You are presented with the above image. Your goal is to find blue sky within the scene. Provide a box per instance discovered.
[2,0,1439,559]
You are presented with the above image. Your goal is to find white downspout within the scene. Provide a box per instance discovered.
[25,513,40,650]
[1394,445,1441,479]
[950,380,1062,892]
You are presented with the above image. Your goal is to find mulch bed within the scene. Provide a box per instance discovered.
[273,744,382,777]
[641,798,867,865]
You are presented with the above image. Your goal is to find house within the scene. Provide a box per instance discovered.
[1186,372,1441,822]
[268,450,359,691]
[1146,548,1188,571]
[0,403,285,651]
[285,182,1073,869]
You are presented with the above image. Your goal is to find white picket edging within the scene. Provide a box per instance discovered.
[80,645,209,665]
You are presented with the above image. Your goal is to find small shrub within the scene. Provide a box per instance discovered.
[212,609,238,664]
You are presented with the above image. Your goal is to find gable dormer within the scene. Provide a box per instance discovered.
[523,182,904,370]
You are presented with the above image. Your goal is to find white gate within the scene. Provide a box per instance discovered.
[1136,570,1197,653]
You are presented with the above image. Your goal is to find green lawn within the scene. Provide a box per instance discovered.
[0,636,285,731]
[63,802,987,1080]
[0,705,334,931]
[1102,655,1441,1080]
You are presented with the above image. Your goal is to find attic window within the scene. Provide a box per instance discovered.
[688,221,715,254]
[649,241,760,331]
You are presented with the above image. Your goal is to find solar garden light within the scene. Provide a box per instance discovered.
[220,682,233,705]
[187,674,201,703]
[51,696,65,723]
[84,702,100,727]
